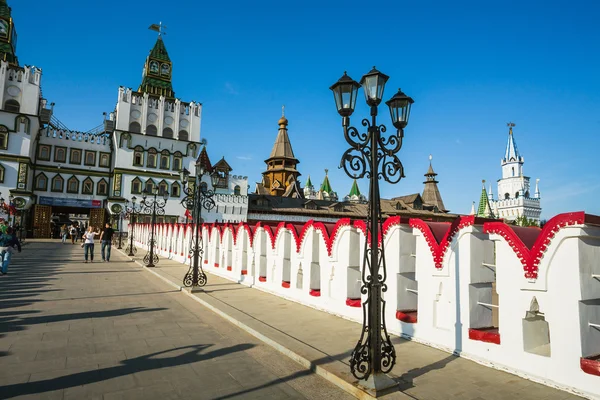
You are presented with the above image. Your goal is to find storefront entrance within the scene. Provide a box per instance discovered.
[32,197,107,238]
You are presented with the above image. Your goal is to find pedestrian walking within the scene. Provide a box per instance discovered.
[0,220,8,235]
[99,222,115,262]
[70,224,77,244]
[0,227,21,275]
[60,224,68,244]
[82,226,100,263]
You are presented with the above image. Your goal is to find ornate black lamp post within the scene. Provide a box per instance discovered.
[179,166,218,291]
[139,187,168,267]
[111,207,126,250]
[125,197,141,256]
[330,67,414,394]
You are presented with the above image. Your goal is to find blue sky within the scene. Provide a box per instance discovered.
[13,0,600,218]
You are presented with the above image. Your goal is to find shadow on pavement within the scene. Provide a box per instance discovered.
[0,343,255,398]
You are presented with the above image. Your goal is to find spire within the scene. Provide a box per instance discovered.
[470,201,476,215]
[504,122,521,162]
[196,145,213,173]
[268,113,297,161]
[138,34,174,97]
[477,180,495,218]
[349,179,361,197]
[306,175,313,188]
[535,178,540,199]
[488,183,493,201]
[0,0,18,65]
[320,169,333,194]
[422,155,447,212]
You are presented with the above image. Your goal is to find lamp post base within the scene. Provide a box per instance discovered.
[358,372,398,398]
[189,286,204,294]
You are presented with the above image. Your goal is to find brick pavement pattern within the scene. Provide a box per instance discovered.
[0,241,354,400]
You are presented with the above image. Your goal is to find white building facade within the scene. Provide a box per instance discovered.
[0,1,248,236]
[490,124,542,222]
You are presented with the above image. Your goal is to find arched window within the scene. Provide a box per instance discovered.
[515,192,520,198]
[82,177,94,195]
[162,127,174,138]
[67,176,79,193]
[512,167,515,177]
[146,124,157,136]
[144,179,155,194]
[178,130,189,141]
[171,182,181,197]
[4,99,20,113]
[129,122,141,133]
[97,179,108,195]
[51,175,64,192]
[158,180,169,196]
[504,193,510,200]
[172,151,183,171]
[147,148,157,168]
[234,185,241,196]
[0,163,4,183]
[120,132,132,148]
[35,173,48,190]
[38,145,51,161]
[133,146,144,166]
[54,147,66,163]
[525,190,530,198]
[0,130,7,150]
[18,116,30,134]
[160,150,170,169]
[131,177,143,194]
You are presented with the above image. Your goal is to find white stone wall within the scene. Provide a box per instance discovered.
[132,212,600,399]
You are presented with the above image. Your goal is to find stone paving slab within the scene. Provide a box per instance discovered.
[130,252,585,400]
[0,241,354,400]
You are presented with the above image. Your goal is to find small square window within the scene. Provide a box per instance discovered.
[84,151,96,166]
[70,149,82,164]
[54,147,67,163]
[99,153,110,167]
[38,145,51,161]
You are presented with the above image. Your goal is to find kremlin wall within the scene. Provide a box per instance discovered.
[130,211,600,399]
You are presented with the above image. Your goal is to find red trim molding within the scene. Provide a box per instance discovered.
[214,263,219,268]
[226,266,232,271]
[258,276,267,282]
[204,260,208,264]
[309,289,321,297]
[581,355,600,376]
[241,270,248,275]
[396,310,418,323]
[346,298,361,307]
[282,281,290,288]
[468,328,500,345]
[484,211,589,279]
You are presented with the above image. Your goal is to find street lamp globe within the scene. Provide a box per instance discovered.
[385,88,414,130]
[131,196,137,204]
[180,167,190,183]
[329,72,361,117]
[210,172,219,187]
[359,66,389,107]
[162,191,169,201]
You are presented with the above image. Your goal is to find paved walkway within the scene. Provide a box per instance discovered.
[0,241,353,400]
[131,250,584,400]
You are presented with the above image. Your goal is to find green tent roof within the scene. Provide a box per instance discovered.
[476,182,494,218]
[149,37,171,62]
[320,173,333,194]
[306,175,313,188]
[349,179,361,197]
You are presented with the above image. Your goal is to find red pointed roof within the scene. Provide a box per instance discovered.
[196,146,213,173]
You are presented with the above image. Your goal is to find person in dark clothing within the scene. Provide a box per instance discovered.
[0,227,21,275]
[100,222,115,262]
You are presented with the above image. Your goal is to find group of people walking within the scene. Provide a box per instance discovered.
[0,220,21,275]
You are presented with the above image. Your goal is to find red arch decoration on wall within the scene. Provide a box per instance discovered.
[483,211,600,279]
[409,216,483,270]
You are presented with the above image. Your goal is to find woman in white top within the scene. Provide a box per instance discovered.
[83,226,101,263]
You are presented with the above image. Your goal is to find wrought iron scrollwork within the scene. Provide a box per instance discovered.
[139,193,168,267]
[342,115,403,381]
[180,176,216,289]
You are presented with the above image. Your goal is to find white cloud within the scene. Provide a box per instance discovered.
[236,155,252,160]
